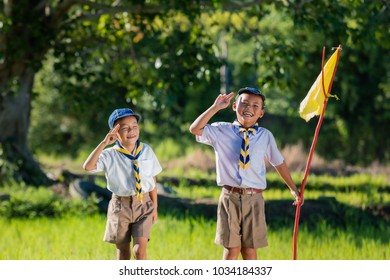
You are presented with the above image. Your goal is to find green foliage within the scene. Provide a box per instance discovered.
[152,136,204,163]
[0,144,20,185]
[1,0,388,193]
[27,1,388,166]
[0,142,51,187]
[266,172,389,192]
[157,170,390,209]
[0,183,99,219]
[30,5,222,155]
[286,0,390,164]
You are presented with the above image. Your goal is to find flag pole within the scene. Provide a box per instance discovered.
[292,45,342,260]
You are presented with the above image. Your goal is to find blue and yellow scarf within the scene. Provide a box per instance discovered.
[115,140,144,203]
[233,120,258,169]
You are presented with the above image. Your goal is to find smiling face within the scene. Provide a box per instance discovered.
[233,93,265,127]
[115,115,139,150]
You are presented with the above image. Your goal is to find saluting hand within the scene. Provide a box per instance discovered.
[103,124,121,146]
[213,92,235,110]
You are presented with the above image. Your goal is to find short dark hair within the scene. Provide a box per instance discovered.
[237,87,266,102]
[236,89,266,109]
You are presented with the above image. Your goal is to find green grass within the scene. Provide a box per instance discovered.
[1,159,389,260]
[0,215,111,260]
[1,215,388,260]
[167,172,390,207]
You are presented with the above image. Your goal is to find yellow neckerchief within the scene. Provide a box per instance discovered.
[233,120,258,169]
[115,140,144,203]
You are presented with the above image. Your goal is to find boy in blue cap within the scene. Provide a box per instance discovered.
[83,108,162,260]
[189,87,302,260]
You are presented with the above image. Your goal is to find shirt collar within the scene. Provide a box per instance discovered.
[232,120,259,135]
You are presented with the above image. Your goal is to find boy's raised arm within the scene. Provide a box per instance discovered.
[189,92,235,136]
[83,124,120,171]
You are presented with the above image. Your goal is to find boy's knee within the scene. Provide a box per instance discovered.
[241,247,257,260]
[223,247,241,260]
[133,244,146,260]
[133,238,148,260]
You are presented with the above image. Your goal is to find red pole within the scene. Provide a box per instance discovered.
[292,45,342,260]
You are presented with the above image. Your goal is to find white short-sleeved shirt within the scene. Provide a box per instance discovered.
[196,122,284,190]
[90,143,162,196]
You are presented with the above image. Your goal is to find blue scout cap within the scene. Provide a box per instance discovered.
[237,87,266,102]
[108,108,141,129]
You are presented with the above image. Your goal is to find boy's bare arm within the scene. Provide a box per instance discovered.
[83,124,120,171]
[150,177,158,223]
[189,106,220,136]
[189,92,235,136]
[274,161,303,205]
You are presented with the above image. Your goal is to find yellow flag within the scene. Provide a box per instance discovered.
[299,48,340,122]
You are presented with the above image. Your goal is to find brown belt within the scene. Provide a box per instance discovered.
[223,185,263,195]
[112,193,150,202]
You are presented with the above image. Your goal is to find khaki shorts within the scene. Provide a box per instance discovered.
[215,188,268,249]
[104,193,154,244]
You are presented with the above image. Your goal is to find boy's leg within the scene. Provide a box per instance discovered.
[116,243,131,260]
[241,193,268,250]
[133,237,148,260]
[223,247,241,260]
[215,189,242,255]
[241,247,257,260]
[130,195,154,260]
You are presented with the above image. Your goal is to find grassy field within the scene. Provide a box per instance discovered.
[1,151,389,260]
[1,213,388,260]
[1,171,389,260]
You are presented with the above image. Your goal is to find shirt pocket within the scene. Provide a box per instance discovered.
[250,142,266,168]
[138,159,154,177]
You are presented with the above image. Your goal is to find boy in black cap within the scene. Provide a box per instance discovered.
[83,108,162,260]
[189,87,302,260]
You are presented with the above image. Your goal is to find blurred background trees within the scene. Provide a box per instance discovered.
[1,0,389,185]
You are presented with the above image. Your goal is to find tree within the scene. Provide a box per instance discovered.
[0,0,269,185]
[0,0,70,185]
[286,0,390,164]
[1,0,389,187]
[0,1,202,185]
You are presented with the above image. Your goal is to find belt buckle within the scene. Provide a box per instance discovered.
[233,187,245,195]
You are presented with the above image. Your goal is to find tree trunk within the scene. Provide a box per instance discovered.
[0,67,51,186]
[0,0,74,186]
